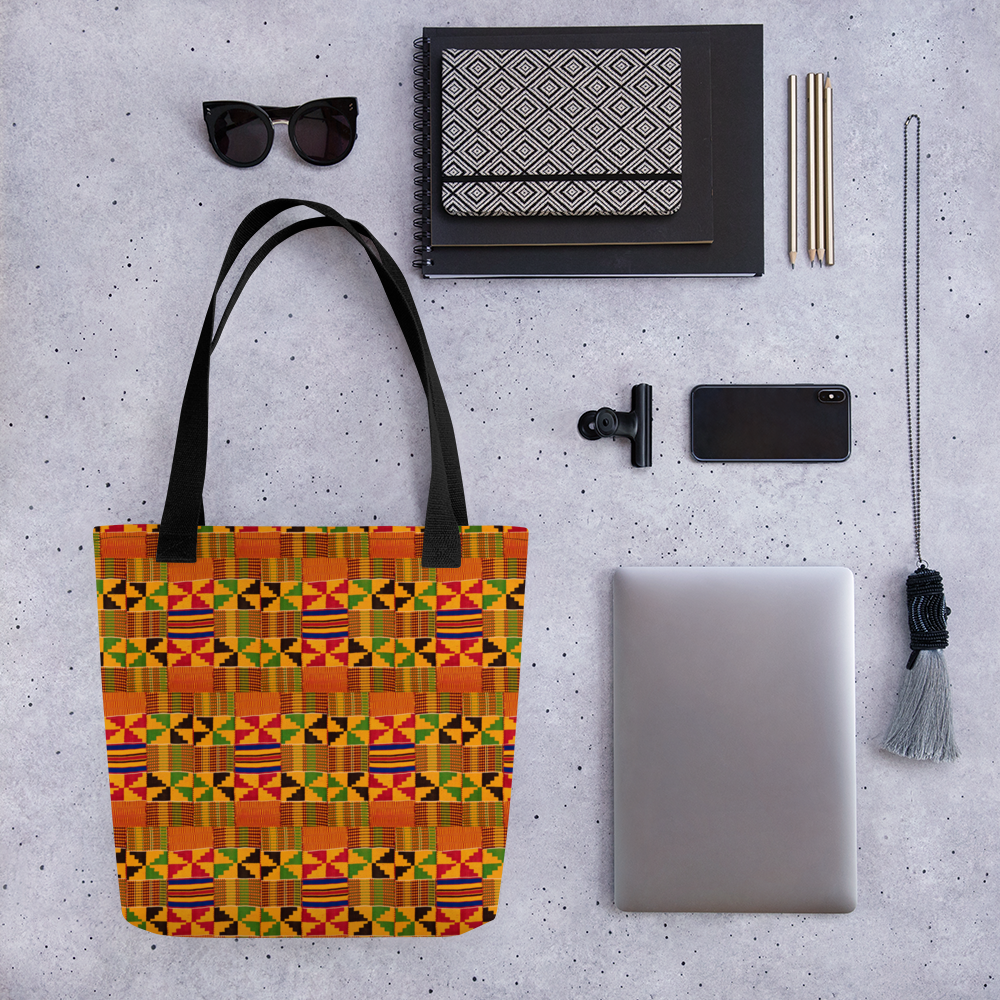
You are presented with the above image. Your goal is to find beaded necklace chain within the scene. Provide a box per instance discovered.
[902,114,923,568]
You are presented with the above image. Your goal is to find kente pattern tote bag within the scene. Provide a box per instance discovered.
[94,201,527,937]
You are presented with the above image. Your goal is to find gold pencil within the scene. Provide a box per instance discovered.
[789,75,797,267]
[806,73,816,264]
[824,74,835,266]
[814,72,825,264]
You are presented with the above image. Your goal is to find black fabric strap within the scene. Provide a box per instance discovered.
[156,199,467,567]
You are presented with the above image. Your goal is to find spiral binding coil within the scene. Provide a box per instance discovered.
[412,37,431,270]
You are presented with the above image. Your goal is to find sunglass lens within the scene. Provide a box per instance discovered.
[212,107,269,165]
[292,104,353,164]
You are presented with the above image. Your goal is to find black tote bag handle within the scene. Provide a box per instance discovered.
[156,199,468,567]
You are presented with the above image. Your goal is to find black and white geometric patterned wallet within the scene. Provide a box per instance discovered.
[440,46,682,218]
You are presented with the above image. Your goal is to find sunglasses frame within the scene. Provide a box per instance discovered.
[203,98,358,167]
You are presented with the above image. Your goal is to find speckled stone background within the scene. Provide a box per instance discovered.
[1,1,997,997]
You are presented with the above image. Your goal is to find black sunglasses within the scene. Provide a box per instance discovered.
[203,98,358,167]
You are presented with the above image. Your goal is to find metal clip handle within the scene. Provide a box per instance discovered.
[578,384,652,467]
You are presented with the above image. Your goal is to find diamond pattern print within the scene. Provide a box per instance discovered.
[441,46,681,216]
[96,524,525,937]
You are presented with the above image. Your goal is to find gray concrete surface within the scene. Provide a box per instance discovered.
[1,1,997,997]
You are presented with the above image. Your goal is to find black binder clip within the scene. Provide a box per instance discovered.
[578,383,652,467]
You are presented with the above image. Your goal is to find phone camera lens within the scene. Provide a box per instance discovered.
[818,388,846,403]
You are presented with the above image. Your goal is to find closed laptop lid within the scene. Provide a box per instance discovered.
[613,566,857,913]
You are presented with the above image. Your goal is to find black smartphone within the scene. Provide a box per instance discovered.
[690,384,851,461]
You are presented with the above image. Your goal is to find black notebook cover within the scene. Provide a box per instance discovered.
[414,24,763,277]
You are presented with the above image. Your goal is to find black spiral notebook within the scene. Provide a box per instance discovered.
[413,24,763,278]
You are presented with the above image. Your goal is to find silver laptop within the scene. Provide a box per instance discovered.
[613,566,857,913]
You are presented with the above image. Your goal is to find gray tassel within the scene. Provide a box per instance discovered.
[882,567,959,762]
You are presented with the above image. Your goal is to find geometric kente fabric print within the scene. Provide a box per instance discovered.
[96,522,526,936]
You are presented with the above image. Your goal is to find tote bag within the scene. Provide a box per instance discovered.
[94,200,527,937]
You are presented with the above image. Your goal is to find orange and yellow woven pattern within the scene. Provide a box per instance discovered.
[95,523,527,936]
